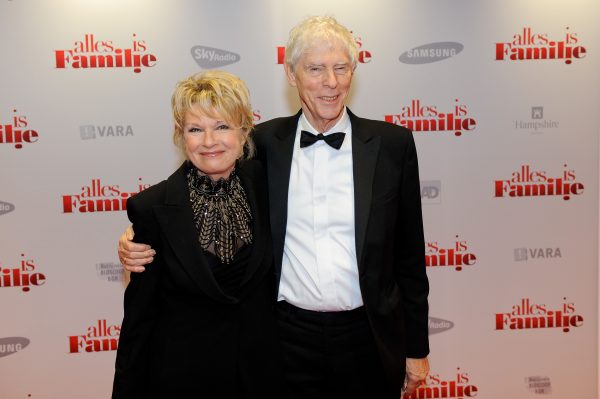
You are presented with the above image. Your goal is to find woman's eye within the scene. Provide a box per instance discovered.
[188,127,201,133]
[216,124,230,130]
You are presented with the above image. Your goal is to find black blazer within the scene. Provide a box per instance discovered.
[253,109,429,395]
[112,161,280,399]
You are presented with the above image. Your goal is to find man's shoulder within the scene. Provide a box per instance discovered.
[351,114,413,140]
[254,114,296,135]
[256,115,294,129]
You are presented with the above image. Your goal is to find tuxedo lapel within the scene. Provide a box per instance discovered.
[349,110,381,271]
[264,112,301,271]
[153,164,236,304]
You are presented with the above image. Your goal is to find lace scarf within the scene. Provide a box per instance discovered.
[186,165,253,264]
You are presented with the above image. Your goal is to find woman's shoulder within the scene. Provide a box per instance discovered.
[127,179,168,212]
[129,162,188,209]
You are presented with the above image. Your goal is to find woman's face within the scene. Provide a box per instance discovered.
[182,106,246,180]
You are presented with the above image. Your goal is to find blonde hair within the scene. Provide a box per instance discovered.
[285,16,358,72]
[171,70,255,159]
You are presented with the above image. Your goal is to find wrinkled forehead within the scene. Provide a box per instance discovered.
[299,38,351,64]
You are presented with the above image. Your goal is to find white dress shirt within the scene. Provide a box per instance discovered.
[277,108,363,311]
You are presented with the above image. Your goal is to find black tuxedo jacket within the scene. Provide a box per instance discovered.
[253,109,429,394]
[112,161,281,399]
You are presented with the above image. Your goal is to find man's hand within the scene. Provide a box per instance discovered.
[117,225,155,273]
[403,357,429,396]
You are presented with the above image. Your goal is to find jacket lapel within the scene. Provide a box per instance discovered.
[265,111,301,272]
[236,162,267,286]
[349,109,381,272]
[153,163,237,304]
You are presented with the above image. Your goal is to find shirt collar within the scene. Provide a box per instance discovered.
[299,107,351,135]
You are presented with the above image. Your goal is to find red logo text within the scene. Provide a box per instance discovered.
[426,235,476,271]
[69,319,120,353]
[55,34,157,73]
[384,99,476,136]
[253,109,262,123]
[494,164,584,200]
[0,109,39,149]
[0,253,46,292]
[496,27,586,64]
[496,297,584,332]
[62,178,150,213]
[404,368,478,399]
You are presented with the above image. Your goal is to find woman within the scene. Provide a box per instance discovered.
[112,70,280,398]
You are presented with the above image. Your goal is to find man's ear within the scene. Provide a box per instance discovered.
[284,63,297,87]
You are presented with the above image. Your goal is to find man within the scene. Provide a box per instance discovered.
[119,16,429,398]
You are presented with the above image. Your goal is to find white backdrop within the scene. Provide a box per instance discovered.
[1,1,598,398]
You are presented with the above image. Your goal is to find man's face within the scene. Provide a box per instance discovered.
[285,40,353,133]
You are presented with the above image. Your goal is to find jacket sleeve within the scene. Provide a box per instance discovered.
[112,196,162,399]
[394,131,430,358]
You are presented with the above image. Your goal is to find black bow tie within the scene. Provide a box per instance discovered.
[300,130,346,150]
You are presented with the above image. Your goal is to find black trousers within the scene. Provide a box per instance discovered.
[276,301,393,399]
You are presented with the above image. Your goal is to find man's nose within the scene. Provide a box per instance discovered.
[323,68,338,88]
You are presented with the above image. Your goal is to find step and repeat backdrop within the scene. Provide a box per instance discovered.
[1,0,598,398]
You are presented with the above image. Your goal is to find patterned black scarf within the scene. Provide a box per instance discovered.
[186,164,253,264]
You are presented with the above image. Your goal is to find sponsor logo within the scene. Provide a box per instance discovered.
[384,99,476,136]
[62,178,150,213]
[0,201,15,215]
[69,319,120,353]
[404,368,478,398]
[0,337,30,358]
[514,247,562,262]
[426,235,477,271]
[421,181,441,204]
[80,125,134,140]
[191,45,240,68]
[525,376,552,394]
[494,164,584,200]
[495,297,583,332]
[0,109,39,149]
[399,42,463,64]
[0,253,46,292]
[515,106,559,134]
[96,262,124,282]
[496,27,586,64]
[55,33,157,73]
[277,29,372,64]
[428,317,454,335]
